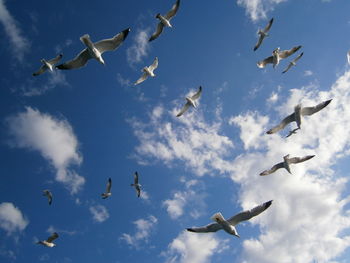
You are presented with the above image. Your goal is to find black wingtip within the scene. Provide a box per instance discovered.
[325,99,332,106]
[265,200,273,208]
[186,228,195,232]
[266,130,273,135]
[270,18,274,23]
[122,28,131,39]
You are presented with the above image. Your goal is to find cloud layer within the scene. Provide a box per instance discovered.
[89,205,109,223]
[0,202,28,235]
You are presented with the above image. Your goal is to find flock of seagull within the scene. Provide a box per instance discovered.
[31,0,333,248]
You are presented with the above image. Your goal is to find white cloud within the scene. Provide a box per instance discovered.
[89,205,109,223]
[120,215,157,248]
[7,107,84,194]
[266,91,278,104]
[304,70,313,76]
[0,0,30,61]
[126,28,150,67]
[46,225,76,236]
[237,0,287,21]
[0,202,28,235]
[116,73,132,88]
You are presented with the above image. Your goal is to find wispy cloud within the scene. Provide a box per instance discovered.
[46,225,76,236]
[89,205,109,223]
[304,70,313,76]
[126,28,150,67]
[7,107,85,194]
[237,0,287,22]
[0,0,30,62]
[116,73,132,88]
[0,202,28,236]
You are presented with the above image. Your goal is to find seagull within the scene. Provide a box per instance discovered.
[187,200,272,237]
[134,57,159,85]
[260,154,315,176]
[37,232,59,247]
[149,0,180,42]
[253,18,274,51]
[101,178,112,199]
[32,54,63,76]
[56,28,130,70]
[266,99,332,134]
[285,128,300,138]
[176,86,202,117]
[42,190,53,205]
[257,45,302,68]
[282,52,304,74]
[131,172,141,197]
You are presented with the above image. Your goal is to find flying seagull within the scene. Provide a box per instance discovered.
[282,52,304,74]
[42,190,53,205]
[266,99,332,134]
[56,28,130,70]
[257,45,302,68]
[176,86,202,117]
[101,178,112,199]
[285,128,300,138]
[37,232,59,247]
[260,154,315,176]
[253,18,274,51]
[134,57,159,85]
[187,200,272,237]
[149,0,180,42]
[131,172,141,197]
[33,54,63,76]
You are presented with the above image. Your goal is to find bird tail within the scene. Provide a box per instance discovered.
[211,212,225,223]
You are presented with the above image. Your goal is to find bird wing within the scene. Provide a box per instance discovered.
[191,86,202,100]
[136,185,141,197]
[253,35,264,51]
[259,162,284,176]
[176,102,191,117]
[278,45,302,59]
[149,57,159,71]
[33,65,47,76]
[282,62,293,74]
[293,52,304,63]
[56,49,91,70]
[285,128,300,138]
[300,99,332,116]
[266,113,296,134]
[186,223,222,233]
[263,18,274,33]
[288,155,315,164]
[149,23,164,42]
[134,172,139,184]
[228,200,273,226]
[43,190,53,205]
[165,0,180,19]
[106,178,112,193]
[48,54,63,65]
[134,73,148,85]
[46,232,59,242]
[94,28,130,54]
[257,56,274,68]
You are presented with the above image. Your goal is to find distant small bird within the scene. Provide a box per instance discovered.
[149,0,180,42]
[42,190,53,205]
[187,200,272,237]
[266,99,332,134]
[260,154,315,176]
[176,86,202,117]
[282,52,304,74]
[134,57,159,85]
[131,172,141,198]
[257,45,302,68]
[37,232,59,247]
[285,128,300,138]
[56,28,130,70]
[101,178,112,199]
[32,54,63,76]
[253,18,274,51]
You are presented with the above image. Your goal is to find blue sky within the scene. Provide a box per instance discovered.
[1,0,350,262]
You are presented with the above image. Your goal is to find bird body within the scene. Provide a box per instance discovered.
[37,232,59,247]
[156,13,172,28]
[80,34,105,65]
[134,57,158,85]
[42,190,53,205]
[101,178,112,199]
[176,86,202,117]
[131,172,141,197]
[211,212,239,237]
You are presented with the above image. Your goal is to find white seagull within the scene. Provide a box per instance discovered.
[56,28,130,70]
[42,190,53,205]
[149,0,180,42]
[253,18,274,51]
[266,99,332,134]
[257,45,302,68]
[33,54,63,76]
[37,232,59,247]
[260,154,315,176]
[134,57,159,85]
[101,178,112,199]
[187,200,273,237]
[131,171,141,198]
[176,86,202,117]
[282,52,304,74]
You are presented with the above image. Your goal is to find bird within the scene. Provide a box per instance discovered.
[260,154,315,176]
[32,54,63,76]
[257,45,302,68]
[187,200,273,237]
[176,86,202,117]
[42,190,53,205]
[285,128,300,138]
[131,172,141,197]
[56,28,130,70]
[101,178,112,199]
[37,232,59,247]
[266,99,332,134]
[149,0,180,42]
[253,18,274,51]
[282,52,304,74]
[134,57,159,85]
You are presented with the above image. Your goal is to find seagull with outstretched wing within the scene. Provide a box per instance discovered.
[101,178,112,199]
[187,200,273,237]
[131,172,141,197]
[134,57,159,85]
[42,190,53,205]
[282,52,304,74]
[257,45,302,68]
[253,18,274,51]
[176,86,202,117]
[37,232,59,247]
[33,54,62,76]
